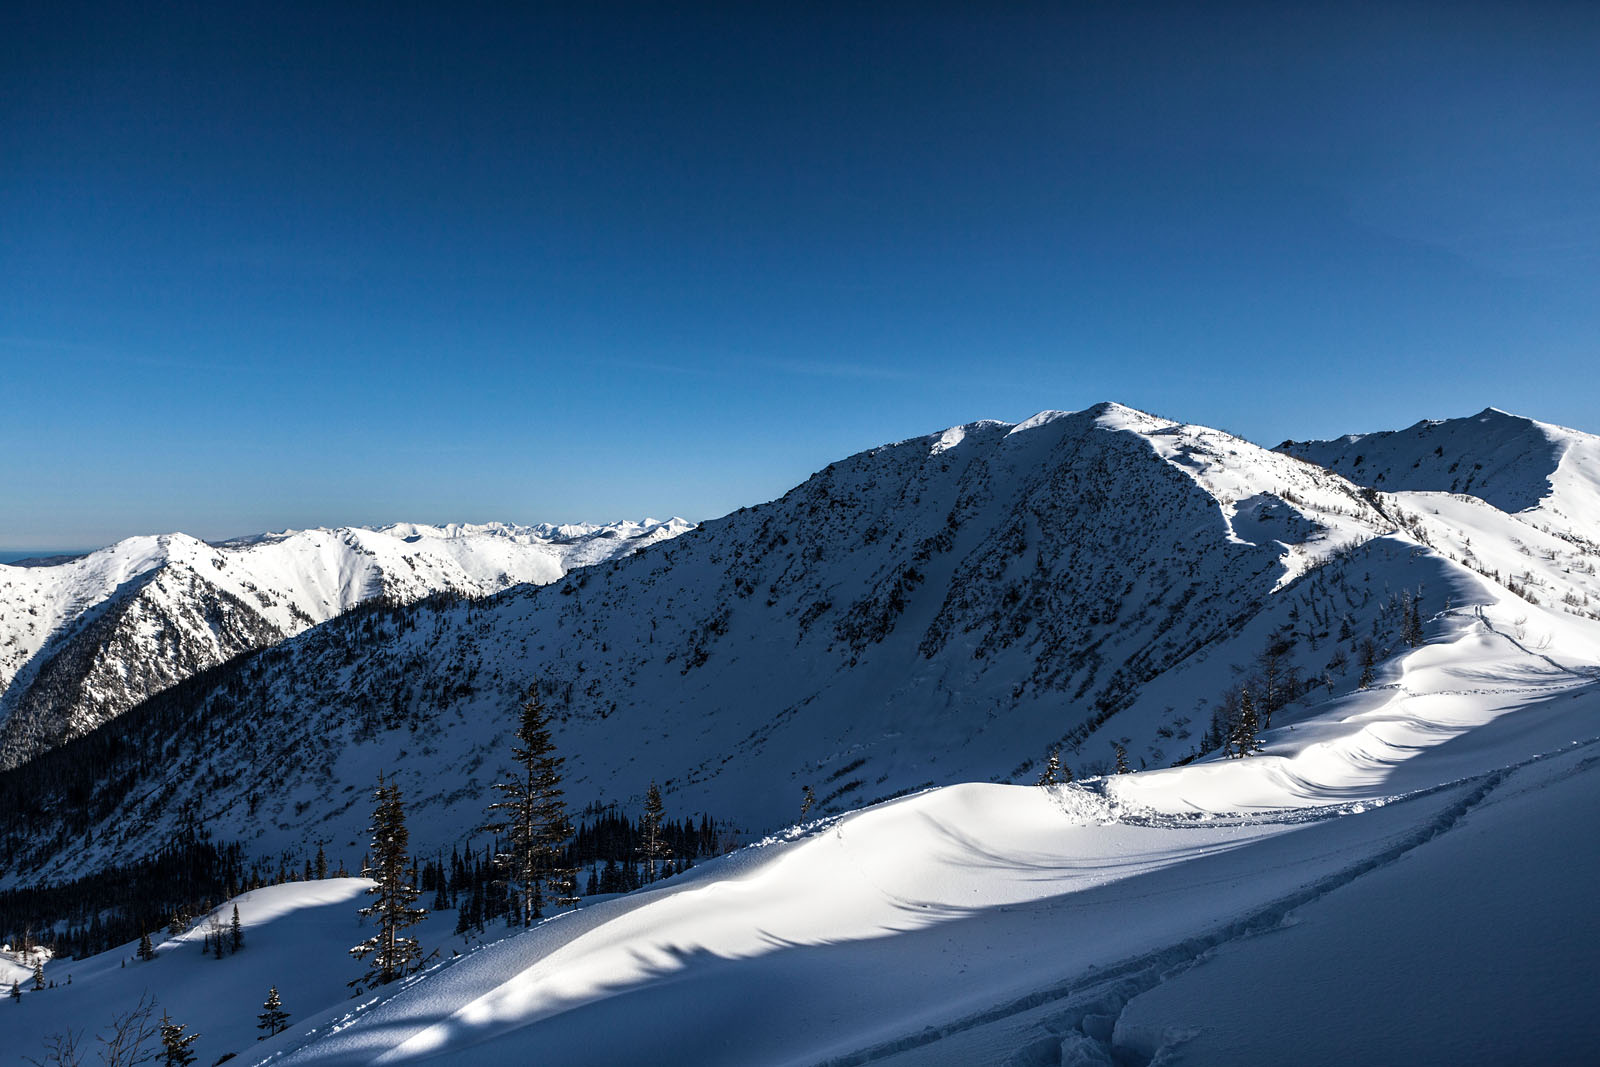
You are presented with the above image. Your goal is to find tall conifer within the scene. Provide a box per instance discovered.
[640,781,670,882]
[1233,688,1261,756]
[350,773,426,987]
[482,686,577,925]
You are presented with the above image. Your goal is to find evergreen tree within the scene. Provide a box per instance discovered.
[800,785,815,819]
[350,773,427,987]
[230,904,244,953]
[315,844,328,880]
[481,686,577,925]
[1233,689,1262,756]
[1403,589,1425,648]
[1036,751,1060,786]
[257,986,290,1038]
[1113,743,1131,775]
[32,958,44,990]
[8,980,18,1003]
[640,781,669,883]
[159,1012,200,1066]
[1358,640,1377,689]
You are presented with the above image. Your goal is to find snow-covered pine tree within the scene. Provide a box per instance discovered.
[640,780,670,883]
[1113,742,1131,774]
[230,904,244,953]
[159,1012,199,1066]
[1358,639,1376,689]
[315,843,328,880]
[1233,688,1261,756]
[8,980,18,1002]
[257,985,290,1038]
[800,784,815,818]
[32,959,44,990]
[350,773,427,987]
[481,686,576,925]
[1036,751,1060,786]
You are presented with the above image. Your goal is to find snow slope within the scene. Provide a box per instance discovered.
[5,597,1594,1064]
[261,571,1597,1066]
[0,519,691,767]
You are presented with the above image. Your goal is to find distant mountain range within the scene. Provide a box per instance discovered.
[0,519,692,768]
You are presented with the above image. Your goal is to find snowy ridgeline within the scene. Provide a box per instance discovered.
[2,401,1599,1063]
[0,518,692,767]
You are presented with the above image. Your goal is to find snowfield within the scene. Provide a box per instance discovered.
[3,403,1599,1063]
[7,601,1595,1064]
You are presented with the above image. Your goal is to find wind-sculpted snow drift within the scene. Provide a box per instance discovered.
[3,402,1599,1064]
[0,519,692,767]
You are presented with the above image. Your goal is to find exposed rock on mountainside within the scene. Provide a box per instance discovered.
[0,520,691,767]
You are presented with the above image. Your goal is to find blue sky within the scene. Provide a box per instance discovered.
[3,3,1597,549]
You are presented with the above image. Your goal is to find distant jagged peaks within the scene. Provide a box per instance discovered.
[1277,406,1599,519]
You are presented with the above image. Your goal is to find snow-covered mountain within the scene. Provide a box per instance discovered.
[0,519,692,768]
[4,402,1599,1065]
[1278,405,1600,526]
[0,401,1515,883]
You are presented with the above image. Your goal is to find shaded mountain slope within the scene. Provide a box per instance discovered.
[0,520,690,767]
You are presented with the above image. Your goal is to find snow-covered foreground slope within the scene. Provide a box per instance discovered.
[0,519,691,767]
[5,594,1595,1065]
[1,880,469,1065]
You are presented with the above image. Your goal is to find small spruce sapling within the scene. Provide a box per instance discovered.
[257,986,290,1038]
[159,1012,200,1066]
[1036,751,1060,786]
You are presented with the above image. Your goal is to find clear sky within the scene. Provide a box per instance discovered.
[3,2,1597,550]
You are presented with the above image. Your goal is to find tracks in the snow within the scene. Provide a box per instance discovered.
[816,733,1600,1067]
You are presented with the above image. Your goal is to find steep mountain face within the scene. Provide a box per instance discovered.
[5,402,1439,884]
[0,520,691,768]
